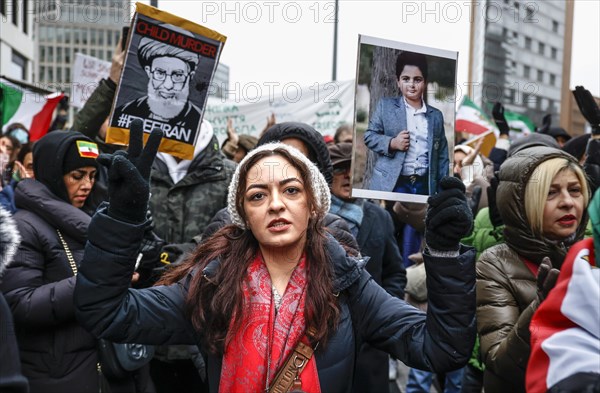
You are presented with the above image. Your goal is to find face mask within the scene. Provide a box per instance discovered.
[8,129,29,144]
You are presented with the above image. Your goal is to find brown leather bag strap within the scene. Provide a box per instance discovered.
[268,328,318,393]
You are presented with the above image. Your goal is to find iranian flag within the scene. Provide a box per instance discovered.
[76,141,99,158]
[455,96,498,135]
[504,110,536,135]
[1,77,64,141]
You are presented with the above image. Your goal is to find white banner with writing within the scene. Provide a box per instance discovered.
[205,79,355,145]
[70,53,111,109]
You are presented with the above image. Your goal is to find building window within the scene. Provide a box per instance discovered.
[48,47,54,62]
[40,66,45,82]
[91,49,96,58]
[65,48,70,63]
[0,0,6,15]
[57,47,63,62]
[57,67,62,83]
[552,20,559,33]
[65,30,71,44]
[525,36,532,50]
[65,67,70,83]
[513,31,518,39]
[40,46,46,61]
[98,30,104,46]
[550,74,556,86]
[503,27,508,37]
[551,47,557,59]
[538,42,545,56]
[11,0,18,25]
[11,50,27,80]
[47,26,55,43]
[537,69,544,82]
[524,65,531,78]
[39,25,46,42]
[48,67,53,81]
[91,29,97,45]
[22,0,27,34]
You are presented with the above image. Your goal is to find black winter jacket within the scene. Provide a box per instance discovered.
[0,180,100,392]
[75,208,476,393]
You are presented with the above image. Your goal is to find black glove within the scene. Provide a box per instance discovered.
[135,231,166,288]
[468,185,482,216]
[492,102,510,137]
[97,119,163,223]
[487,173,503,228]
[425,177,473,251]
[572,86,600,135]
[583,138,600,194]
[537,114,552,134]
[536,257,559,301]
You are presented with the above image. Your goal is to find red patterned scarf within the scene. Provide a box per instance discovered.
[219,253,321,393]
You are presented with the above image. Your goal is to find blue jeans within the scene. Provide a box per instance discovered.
[393,174,429,196]
[393,178,426,266]
[406,367,464,393]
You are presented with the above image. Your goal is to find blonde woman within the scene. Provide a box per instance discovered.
[476,146,590,393]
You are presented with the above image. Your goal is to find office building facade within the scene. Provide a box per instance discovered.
[468,0,574,128]
[1,0,35,83]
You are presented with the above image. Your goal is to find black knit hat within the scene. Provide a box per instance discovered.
[62,140,99,174]
[33,131,98,203]
[258,122,334,185]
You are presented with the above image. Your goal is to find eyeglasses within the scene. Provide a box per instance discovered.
[150,68,189,84]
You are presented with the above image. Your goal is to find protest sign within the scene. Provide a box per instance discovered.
[107,2,226,160]
[205,79,355,145]
[70,53,111,109]
[353,35,457,204]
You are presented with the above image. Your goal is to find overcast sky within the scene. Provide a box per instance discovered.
[157,0,599,104]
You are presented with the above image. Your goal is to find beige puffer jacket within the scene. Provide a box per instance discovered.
[476,146,589,393]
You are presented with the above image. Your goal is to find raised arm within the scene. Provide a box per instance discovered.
[74,120,196,344]
[350,177,476,372]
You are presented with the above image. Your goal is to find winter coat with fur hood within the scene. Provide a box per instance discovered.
[476,146,589,393]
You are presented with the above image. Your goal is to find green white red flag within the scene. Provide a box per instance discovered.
[504,110,536,136]
[1,77,64,141]
[455,96,498,135]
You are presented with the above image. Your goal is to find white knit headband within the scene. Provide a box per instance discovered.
[227,142,331,229]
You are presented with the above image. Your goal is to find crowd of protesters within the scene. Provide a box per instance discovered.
[1,42,599,393]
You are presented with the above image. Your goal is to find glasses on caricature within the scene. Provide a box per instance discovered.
[150,68,190,85]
